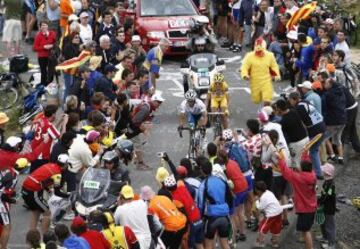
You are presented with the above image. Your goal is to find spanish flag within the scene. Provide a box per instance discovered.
[55,50,91,74]
[287,2,317,31]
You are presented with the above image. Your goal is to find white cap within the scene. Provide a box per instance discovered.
[325,18,334,25]
[151,93,165,102]
[298,81,313,90]
[195,15,209,24]
[195,37,206,45]
[68,14,79,22]
[57,154,70,164]
[79,12,89,19]
[6,136,22,147]
[287,30,298,40]
[131,35,141,42]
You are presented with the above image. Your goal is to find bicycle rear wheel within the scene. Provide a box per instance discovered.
[0,87,18,110]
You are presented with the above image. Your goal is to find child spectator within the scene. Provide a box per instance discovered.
[254,181,283,248]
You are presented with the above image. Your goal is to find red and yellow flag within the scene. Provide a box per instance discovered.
[287,2,317,31]
[55,50,91,74]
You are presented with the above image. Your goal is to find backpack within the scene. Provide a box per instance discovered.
[228,142,251,173]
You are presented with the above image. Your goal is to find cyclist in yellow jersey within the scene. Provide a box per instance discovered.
[206,73,230,129]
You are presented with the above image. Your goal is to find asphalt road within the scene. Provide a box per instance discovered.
[4,43,295,248]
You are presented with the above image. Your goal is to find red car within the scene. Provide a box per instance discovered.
[126,0,203,54]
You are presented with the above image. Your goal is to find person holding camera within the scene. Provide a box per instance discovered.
[186,16,217,53]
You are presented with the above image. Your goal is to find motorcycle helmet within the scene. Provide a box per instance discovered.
[194,15,210,25]
[102,150,119,166]
[184,89,197,101]
[352,197,360,209]
[15,158,30,171]
[213,73,225,83]
[222,129,233,141]
[116,139,134,165]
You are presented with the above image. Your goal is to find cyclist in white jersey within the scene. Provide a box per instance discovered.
[179,90,208,128]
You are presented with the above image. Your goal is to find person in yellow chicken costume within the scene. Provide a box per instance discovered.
[241,38,281,105]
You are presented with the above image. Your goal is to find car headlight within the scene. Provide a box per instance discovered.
[147,31,166,39]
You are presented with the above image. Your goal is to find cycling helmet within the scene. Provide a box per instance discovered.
[352,197,360,209]
[213,73,225,83]
[222,129,233,141]
[102,150,119,164]
[116,139,134,155]
[184,89,197,101]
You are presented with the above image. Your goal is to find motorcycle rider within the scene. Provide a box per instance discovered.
[205,73,230,129]
[21,154,72,233]
[186,16,217,53]
[102,149,130,183]
[179,90,208,129]
[0,158,30,249]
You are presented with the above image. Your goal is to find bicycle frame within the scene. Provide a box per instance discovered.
[178,126,205,159]
[208,111,225,140]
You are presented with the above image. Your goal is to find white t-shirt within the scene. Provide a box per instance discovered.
[232,0,242,9]
[68,135,99,173]
[179,98,206,115]
[286,5,299,16]
[255,190,283,217]
[79,24,93,44]
[114,200,152,249]
[335,41,351,65]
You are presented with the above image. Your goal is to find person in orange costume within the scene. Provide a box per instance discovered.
[240,38,281,105]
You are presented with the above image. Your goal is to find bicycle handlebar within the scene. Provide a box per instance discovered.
[207,112,225,115]
[178,126,205,138]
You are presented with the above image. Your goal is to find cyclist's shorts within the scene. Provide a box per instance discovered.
[21,188,49,213]
[211,97,228,110]
[187,113,203,127]
[204,216,230,239]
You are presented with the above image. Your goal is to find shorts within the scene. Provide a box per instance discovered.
[250,83,274,104]
[216,0,230,17]
[21,188,49,213]
[296,212,315,232]
[204,216,230,239]
[232,9,240,23]
[259,214,282,235]
[272,176,288,199]
[234,191,248,206]
[211,97,228,110]
[0,202,10,225]
[245,172,254,192]
[131,134,145,151]
[2,19,22,42]
[326,125,345,146]
[187,113,202,127]
[189,220,204,247]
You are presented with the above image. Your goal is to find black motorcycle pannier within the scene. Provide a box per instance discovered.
[9,54,29,73]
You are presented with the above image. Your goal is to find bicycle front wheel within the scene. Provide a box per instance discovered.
[0,87,18,110]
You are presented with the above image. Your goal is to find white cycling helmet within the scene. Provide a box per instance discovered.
[184,89,197,101]
[222,129,233,141]
[195,37,207,45]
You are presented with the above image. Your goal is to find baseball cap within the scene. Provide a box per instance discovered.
[71,216,86,228]
[121,185,135,199]
[151,93,165,102]
[287,30,298,40]
[176,166,188,177]
[297,81,313,90]
[68,14,79,22]
[155,167,169,183]
[104,64,119,74]
[258,111,269,123]
[140,185,155,201]
[85,130,101,143]
[79,12,89,19]
[0,112,9,125]
[321,163,335,180]
[6,136,22,147]
[325,18,334,25]
[131,35,141,42]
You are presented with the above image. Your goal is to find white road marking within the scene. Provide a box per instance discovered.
[219,55,242,63]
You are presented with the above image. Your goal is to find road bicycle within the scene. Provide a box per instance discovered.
[178,126,206,159]
[208,111,225,140]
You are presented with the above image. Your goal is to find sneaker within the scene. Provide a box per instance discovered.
[321,242,329,249]
[253,241,265,248]
[232,46,240,52]
[315,235,327,243]
[328,155,338,163]
[63,211,75,221]
[338,158,344,165]
[229,44,236,51]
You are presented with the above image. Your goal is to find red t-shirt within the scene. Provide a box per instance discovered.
[31,116,60,160]
[22,163,62,191]
[225,159,248,194]
[81,230,111,249]
[172,182,201,223]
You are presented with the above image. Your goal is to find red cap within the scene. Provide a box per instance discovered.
[176,166,188,177]
[71,216,85,228]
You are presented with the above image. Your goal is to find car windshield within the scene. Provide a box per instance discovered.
[140,0,197,17]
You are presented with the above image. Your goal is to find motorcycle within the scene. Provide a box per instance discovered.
[74,167,125,217]
[180,53,226,101]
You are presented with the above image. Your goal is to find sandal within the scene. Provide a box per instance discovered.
[136,162,152,171]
